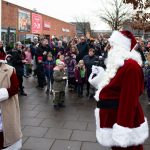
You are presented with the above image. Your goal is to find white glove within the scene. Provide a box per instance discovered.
[89,66,105,89]
[62,76,67,80]
[0,88,9,102]
[92,65,104,75]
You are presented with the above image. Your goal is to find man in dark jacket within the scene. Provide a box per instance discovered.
[9,41,27,96]
[35,39,53,63]
[55,40,65,57]
[77,36,88,62]
[83,48,98,97]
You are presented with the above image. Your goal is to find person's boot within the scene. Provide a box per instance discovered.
[89,94,94,99]
[46,89,49,94]
[20,91,27,96]
[59,103,66,108]
[54,105,60,110]
[50,90,53,95]
[86,92,89,97]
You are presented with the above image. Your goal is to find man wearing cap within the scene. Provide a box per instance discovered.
[0,46,22,149]
[9,41,27,96]
[89,30,149,150]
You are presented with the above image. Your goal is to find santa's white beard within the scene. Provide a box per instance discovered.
[105,45,130,69]
[94,44,142,101]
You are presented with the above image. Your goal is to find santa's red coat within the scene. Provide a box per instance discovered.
[95,59,149,148]
[100,59,144,128]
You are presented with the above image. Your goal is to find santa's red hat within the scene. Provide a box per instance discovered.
[108,30,137,51]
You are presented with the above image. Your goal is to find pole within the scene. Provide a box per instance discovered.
[0,0,2,41]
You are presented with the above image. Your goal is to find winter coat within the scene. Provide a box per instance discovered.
[9,49,24,76]
[36,63,45,77]
[35,44,52,62]
[30,43,37,58]
[77,42,88,61]
[25,51,32,64]
[94,59,148,147]
[66,58,77,78]
[56,46,65,55]
[83,55,98,76]
[44,60,55,78]
[75,66,87,84]
[53,67,66,91]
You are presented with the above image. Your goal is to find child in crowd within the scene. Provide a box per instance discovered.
[24,46,32,77]
[65,54,77,91]
[53,61,67,109]
[75,60,87,97]
[70,46,79,55]
[56,54,65,65]
[36,56,45,89]
[44,54,55,94]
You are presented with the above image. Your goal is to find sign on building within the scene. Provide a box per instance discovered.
[44,21,51,30]
[18,9,31,32]
[32,13,42,34]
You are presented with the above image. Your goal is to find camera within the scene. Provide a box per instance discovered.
[94,56,106,69]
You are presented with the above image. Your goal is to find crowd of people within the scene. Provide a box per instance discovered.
[0,35,109,109]
[0,30,150,150]
[0,34,150,109]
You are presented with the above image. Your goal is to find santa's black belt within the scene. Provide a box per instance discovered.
[97,99,119,109]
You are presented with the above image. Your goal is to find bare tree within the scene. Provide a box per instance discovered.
[99,0,132,30]
[123,0,150,10]
[73,16,91,36]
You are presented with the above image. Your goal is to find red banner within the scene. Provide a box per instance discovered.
[32,13,42,34]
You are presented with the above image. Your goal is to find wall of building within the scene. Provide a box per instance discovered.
[1,0,76,43]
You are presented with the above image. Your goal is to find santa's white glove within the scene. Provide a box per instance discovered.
[92,65,104,75]
[89,66,105,89]
[0,88,9,102]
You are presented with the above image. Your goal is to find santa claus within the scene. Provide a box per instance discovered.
[89,31,149,150]
[0,43,22,149]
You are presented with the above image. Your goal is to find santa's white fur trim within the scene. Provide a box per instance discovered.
[3,139,22,150]
[94,48,142,101]
[109,30,131,51]
[112,121,149,148]
[0,88,9,102]
[95,108,149,147]
[0,60,7,63]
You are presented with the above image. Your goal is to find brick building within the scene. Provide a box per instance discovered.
[1,0,76,45]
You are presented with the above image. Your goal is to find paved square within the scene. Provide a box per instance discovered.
[20,78,150,150]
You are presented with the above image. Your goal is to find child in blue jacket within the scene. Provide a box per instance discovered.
[44,54,55,94]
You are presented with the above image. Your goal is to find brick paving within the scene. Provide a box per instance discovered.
[20,77,150,150]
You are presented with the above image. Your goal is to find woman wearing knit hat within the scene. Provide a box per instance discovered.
[89,30,149,150]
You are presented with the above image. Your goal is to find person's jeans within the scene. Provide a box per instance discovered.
[46,76,54,90]
[77,83,84,96]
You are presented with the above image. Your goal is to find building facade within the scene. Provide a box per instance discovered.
[1,0,76,45]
